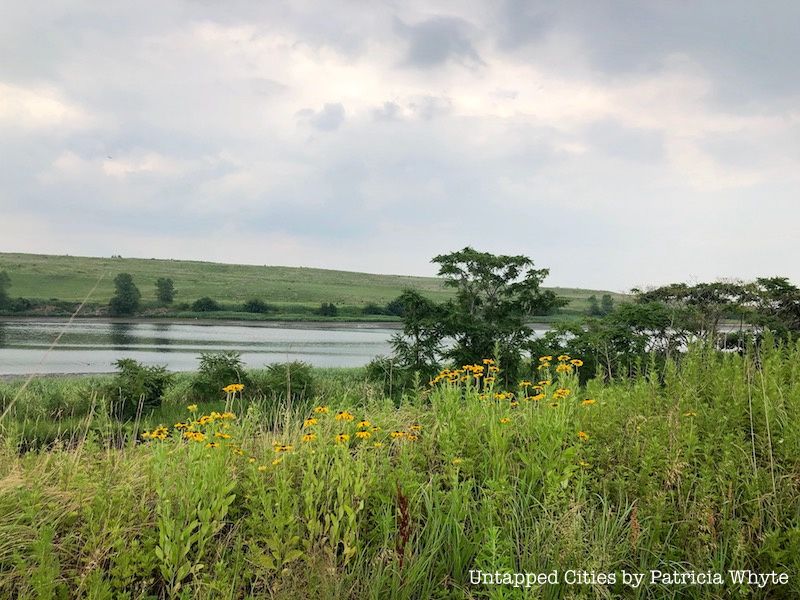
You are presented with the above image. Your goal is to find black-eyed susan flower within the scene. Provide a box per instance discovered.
[303,418,318,428]
[215,432,231,439]
[314,405,330,414]
[557,355,570,362]
[556,363,572,373]
[335,433,350,443]
[335,411,355,421]
[409,424,422,432]
[570,359,583,367]
[577,431,589,441]
[499,417,511,424]
[357,420,371,428]
[302,433,317,443]
[373,442,384,448]
[581,399,596,406]
[390,431,405,439]
[187,404,198,413]
[539,355,553,362]
[356,430,371,439]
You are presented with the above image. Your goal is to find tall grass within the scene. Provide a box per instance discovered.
[0,342,798,598]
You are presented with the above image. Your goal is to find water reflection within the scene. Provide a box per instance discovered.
[0,319,404,374]
[109,323,135,348]
[151,323,174,351]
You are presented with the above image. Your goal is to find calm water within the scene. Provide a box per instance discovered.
[0,320,400,375]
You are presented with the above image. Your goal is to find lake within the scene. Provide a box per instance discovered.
[0,319,401,375]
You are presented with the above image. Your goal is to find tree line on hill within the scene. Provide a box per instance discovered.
[0,270,409,319]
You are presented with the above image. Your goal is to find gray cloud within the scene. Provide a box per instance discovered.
[394,16,483,68]
[298,103,346,131]
[1,1,799,289]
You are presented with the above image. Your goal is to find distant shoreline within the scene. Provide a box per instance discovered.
[0,316,405,330]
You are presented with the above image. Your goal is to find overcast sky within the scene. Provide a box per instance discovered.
[1,1,798,292]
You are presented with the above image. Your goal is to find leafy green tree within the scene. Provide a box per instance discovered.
[635,281,754,340]
[587,295,601,316]
[0,271,10,309]
[155,277,175,304]
[385,295,406,317]
[109,273,141,316]
[389,289,443,378]
[600,294,615,315]
[748,277,800,336]
[537,301,682,381]
[432,247,565,380]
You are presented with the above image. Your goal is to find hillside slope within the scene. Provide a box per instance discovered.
[0,252,626,315]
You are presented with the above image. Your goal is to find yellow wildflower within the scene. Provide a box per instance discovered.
[314,405,330,414]
[335,411,355,421]
[335,433,350,443]
[187,404,198,413]
[581,399,596,406]
[303,418,318,428]
[302,433,317,443]
[499,417,511,424]
[356,430,371,439]
[577,431,589,441]
[357,420,371,428]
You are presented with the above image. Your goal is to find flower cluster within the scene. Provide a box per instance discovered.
[429,360,501,386]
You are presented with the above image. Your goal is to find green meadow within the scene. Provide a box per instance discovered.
[0,252,625,319]
[0,342,798,598]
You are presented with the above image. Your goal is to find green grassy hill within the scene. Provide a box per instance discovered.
[0,252,627,318]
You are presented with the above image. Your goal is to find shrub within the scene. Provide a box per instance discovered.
[107,359,173,420]
[317,302,338,317]
[190,351,250,401]
[365,355,414,399]
[242,299,275,314]
[253,362,315,407]
[192,297,221,312]
[362,303,385,315]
